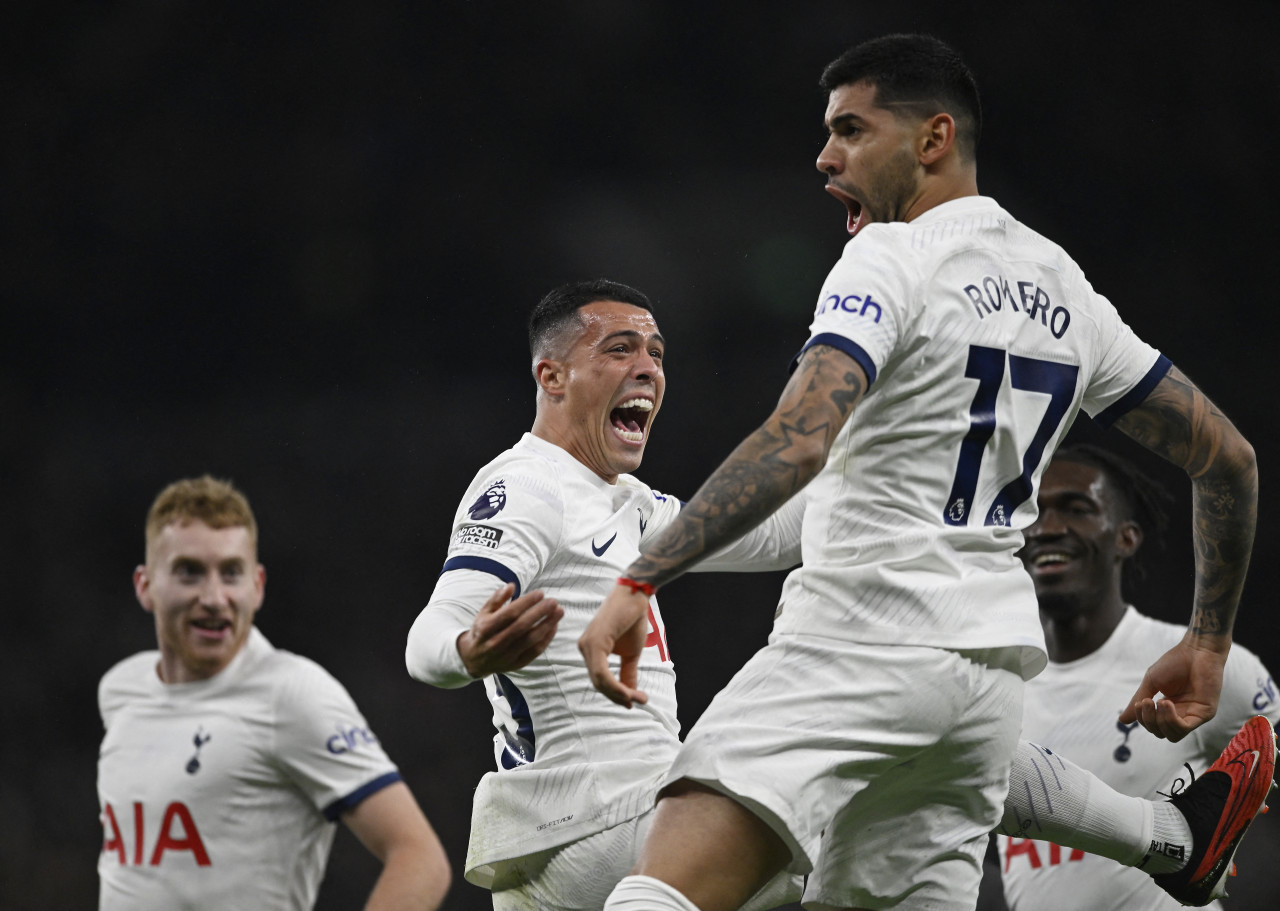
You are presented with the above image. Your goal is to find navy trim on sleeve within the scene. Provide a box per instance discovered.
[322,770,403,822]
[1093,354,1172,429]
[440,556,521,598]
[788,333,878,385]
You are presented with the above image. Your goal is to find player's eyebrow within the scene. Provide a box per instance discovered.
[1046,491,1098,509]
[825,112,868,134]
[601,329,666,348]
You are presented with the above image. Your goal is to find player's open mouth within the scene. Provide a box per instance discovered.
[1029,551,1074,574]
[191,617,232,640]
[610,397,653,445]
[824,183,866,236]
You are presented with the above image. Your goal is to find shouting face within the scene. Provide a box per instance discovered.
[534,300,665,482]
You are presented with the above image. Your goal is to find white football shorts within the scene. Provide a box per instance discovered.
[489,807,801,911]
[665,634,1024,911]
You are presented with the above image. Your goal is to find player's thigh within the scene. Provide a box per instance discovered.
[803,651,1024,911]
[669,637,1014,877]
[491,812,651,911]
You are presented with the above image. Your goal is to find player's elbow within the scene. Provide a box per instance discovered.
[1225,433,1257,482]
[1200,427,1257,494]
[418,842,453,911]
[410,824,453,911]
[790,436,831,484]
[382,833,453,911]
[404,631,430,683]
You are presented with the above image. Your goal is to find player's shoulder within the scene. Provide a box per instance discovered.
[858,196,1007,246]
[1123,607,1186,638]
[1110,609,1188,659]
[254,635,344,689]
[98,650,160,713]
[249,637,362,721]
[614,472,659,497]
[460,436,571,513]
[831,197,1018,291]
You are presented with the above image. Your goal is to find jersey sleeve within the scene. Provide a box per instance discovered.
[407,466,565,688]
[790,229,913,386]
[1075,290,1170,428]
[406,570,504,688]
[438,468,564,597]
[638,487,684,543]
[271,657,402,822]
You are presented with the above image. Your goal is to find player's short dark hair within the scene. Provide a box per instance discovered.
[528,279,655,361]
[820,33,982,162]
[1052,444,1174,592]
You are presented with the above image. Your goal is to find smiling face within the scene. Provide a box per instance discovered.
[135,519,265,683]
[816,81,929,237]
[1018,459,1139,620]
[532,300,665,482]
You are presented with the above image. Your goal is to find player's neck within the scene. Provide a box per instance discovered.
[1040,591,1127,664]
[528,421,621,484]
[902,168,979,223]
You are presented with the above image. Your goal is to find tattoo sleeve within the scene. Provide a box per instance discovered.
[1113,365,1257,644]
[628,344,867,589]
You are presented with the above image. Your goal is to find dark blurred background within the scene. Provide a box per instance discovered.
[4,1,1277,908]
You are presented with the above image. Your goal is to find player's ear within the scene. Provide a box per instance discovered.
[535,358,567,398]
[133,564,154,613]
[1116,520,1143,560]
[918,112,956,166]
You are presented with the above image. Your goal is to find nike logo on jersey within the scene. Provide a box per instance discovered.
[637,508,647,535]
[591,532,617,556]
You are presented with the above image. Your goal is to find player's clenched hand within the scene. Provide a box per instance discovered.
[1119,638,1227,742]
[457,583,563,678]
[578,584,651,709]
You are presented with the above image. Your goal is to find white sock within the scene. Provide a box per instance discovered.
[1001,740,1190,873]
[605,874,701,911]
[1145,801,1195,875]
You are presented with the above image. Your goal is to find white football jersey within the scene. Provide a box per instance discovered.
[999,607,1280,911]
[774,196,1168,679]
[97,628,401,911]
[407,432,801,887]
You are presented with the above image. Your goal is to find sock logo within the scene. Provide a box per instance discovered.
[1148,840,1186,861]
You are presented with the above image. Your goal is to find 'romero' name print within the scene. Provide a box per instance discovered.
[962,274,1071,339]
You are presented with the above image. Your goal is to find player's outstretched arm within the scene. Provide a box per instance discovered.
[580,344,867,705]
[407,581,563,686]
[343,781,452,911]
[1113,364,1258,741]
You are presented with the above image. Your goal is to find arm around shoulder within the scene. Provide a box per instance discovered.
[342,781,452,911]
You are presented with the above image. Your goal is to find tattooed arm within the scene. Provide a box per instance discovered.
[1114,365,1258,741]
[579,344,868,707]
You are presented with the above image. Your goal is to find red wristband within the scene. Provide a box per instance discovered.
[617,576,657,597]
